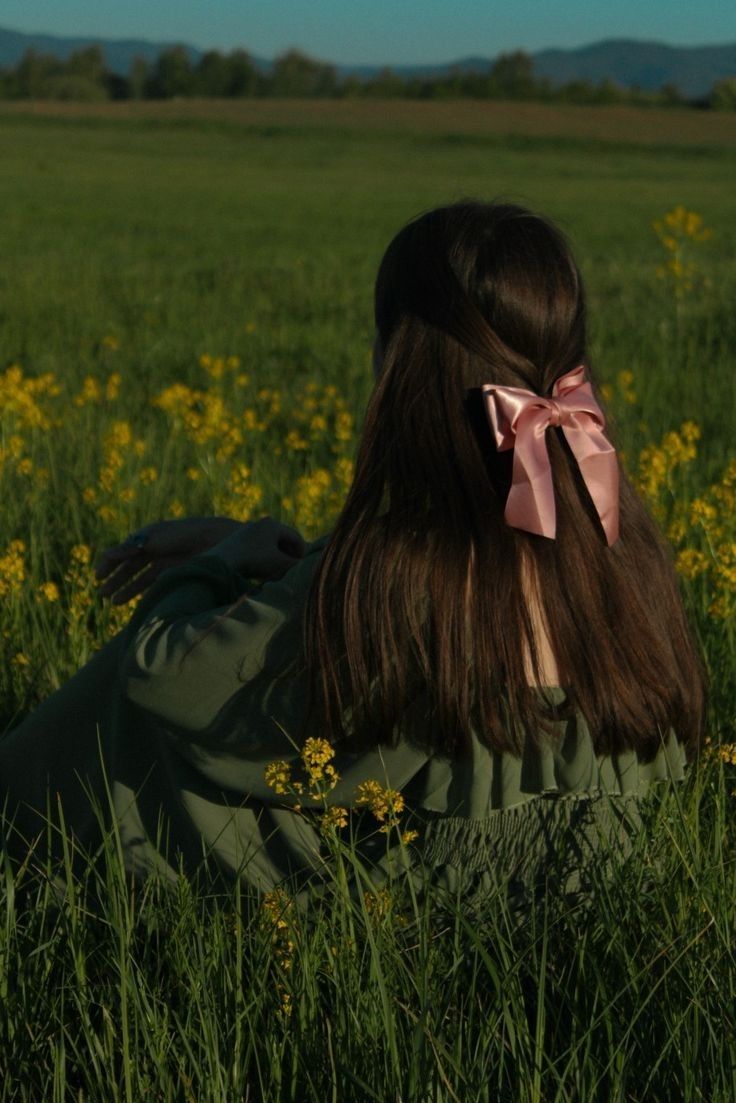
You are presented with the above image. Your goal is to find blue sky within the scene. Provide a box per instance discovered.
[2,0,735,64]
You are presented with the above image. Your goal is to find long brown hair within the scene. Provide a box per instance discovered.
[304,201,705,760]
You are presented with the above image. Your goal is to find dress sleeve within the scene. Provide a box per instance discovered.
[121,544,324,737]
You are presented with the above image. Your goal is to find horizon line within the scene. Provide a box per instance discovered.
[1,24,735,69]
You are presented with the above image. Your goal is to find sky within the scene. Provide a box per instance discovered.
[2,0,735,65]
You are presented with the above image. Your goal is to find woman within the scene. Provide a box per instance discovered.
[0,201,704,899]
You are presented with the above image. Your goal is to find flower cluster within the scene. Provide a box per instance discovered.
[260,887,296,968]
[73,372,121,408]
[264,741,418,843]
[712,742,736,767]
[282,458,354,535]
[264,737,342,807]
[0,352,359,710]
[0,540,26,599]
[263,738,346,837]
[0,364,60,431]
[212,461,263,522]
[151,364,356,536]
[635,420,700,513]
[355,780,419,843]
[260,887,297,1016]
[653,206,712,299]
[703,737,736,800]
[633,420,736,621]
[600,368,637,408]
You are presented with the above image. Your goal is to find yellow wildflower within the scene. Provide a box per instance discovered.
[675,549,709,581]
[105,421,132,449]
[708,594,732,620]
[364,888,392,920]
[636,423,699,504]
[320,806,349,833]
[301,738,335,770]
[70,545,92,566]
[0,539,26,598]
[714,544,736,590]
[37,581,60,602]
[74,375,102,407]
[260,889,296,974]
[139,466,158,485]
[653,206,712,299]
[355,779,406,832]
[712,743,736,766]
[667,518,687,545]
[264,760,292,796]
[690,498,718,531]
[0,365,58,430]
[335,410,354,443]
[214,464,263,521]
[285,429,309,451]
[105,372,121,401]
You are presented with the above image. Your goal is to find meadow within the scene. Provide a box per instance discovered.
[0,99,735,1100]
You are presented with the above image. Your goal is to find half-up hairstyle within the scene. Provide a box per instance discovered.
[304,201,705,760]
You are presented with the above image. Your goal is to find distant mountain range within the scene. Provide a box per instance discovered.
[1,27,735,98]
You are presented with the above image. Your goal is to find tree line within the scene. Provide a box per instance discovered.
[1,44,735,110]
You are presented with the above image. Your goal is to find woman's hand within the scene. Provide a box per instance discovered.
[201,517,307,580]
[97,516,307,604]
[96,516,246,604]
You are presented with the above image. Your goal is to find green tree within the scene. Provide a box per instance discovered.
[61,45,113,100]
[66,45,106,84]
[128,56,150,99]
[195,50,231,96]
[595,78,625,105]
[710,76,736,110]
[13,49,60,98]
[224,50,259,97]
[488,51,536,98]
[559,78,596,104]
[363,67,406,98]
[270,50,337,97]
[148,46,195,98]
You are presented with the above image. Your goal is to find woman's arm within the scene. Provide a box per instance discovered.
[119,524,323,737]
[97,516,307,604]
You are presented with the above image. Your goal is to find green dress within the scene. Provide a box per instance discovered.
[0,539,686,898]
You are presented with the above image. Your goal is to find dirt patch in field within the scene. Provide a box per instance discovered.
[1,97,734,149]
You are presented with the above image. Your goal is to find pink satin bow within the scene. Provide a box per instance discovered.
[481,365,619,545]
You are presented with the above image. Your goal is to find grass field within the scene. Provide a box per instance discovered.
[0,100,735,1100]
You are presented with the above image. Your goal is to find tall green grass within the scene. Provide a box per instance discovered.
[1,761,734,1101]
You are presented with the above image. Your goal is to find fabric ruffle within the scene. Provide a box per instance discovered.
[405,687,686,818]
